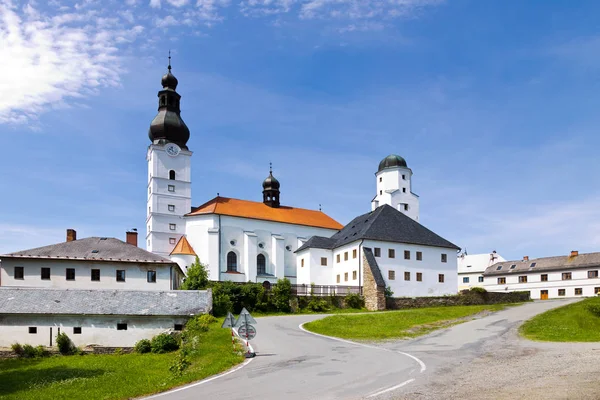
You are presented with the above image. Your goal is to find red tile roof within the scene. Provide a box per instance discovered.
[170,236,197,256]
[186,197,343,230]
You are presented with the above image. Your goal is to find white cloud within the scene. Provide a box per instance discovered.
[155,14,178,27]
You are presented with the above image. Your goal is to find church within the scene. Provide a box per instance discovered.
[145,62,458,296]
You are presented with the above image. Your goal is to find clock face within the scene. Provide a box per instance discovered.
[165,143,181,157]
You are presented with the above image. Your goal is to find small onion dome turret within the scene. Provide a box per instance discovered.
[262,171,280,190]
[378,154,408,172]
[161,70,178,90]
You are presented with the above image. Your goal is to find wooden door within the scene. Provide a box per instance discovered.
[540,290,549,300]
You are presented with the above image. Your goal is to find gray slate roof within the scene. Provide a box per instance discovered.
[3,237,173,264]
[483,252,600,276]
[0,288,211,316]
[297,204,459,252]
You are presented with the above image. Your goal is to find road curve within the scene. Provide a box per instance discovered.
[147,314,423,400]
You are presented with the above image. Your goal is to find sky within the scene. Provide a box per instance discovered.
[2,0,600,261]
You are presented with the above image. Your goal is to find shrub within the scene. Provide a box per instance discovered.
[344,293,365,309]
[306,298,330,312]
[151,333,179,354]
[272,278,292,312]
[134,339,152,354]
[35,345,50,357]
[11,343,23,357]
[22,344,38,358]
[212,292,234,317]
[185,314,218,333]
[384,286,394,298]
[114,348,123,355]
[169,350,191,376]
[56,332,75,355]
[469,287,488,294]
[587,304,600,317]
[180,257,210,290]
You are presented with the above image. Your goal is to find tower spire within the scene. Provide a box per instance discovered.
[262,164,281,208]
[168,50,172,72]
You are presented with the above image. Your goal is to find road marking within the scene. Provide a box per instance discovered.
[143,331,255,399]
[367,379,415,398]
[298,322,427,396]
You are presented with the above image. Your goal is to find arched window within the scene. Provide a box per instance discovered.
[257,254,266,275]
[227,252,237,272]
[169,170,176,180]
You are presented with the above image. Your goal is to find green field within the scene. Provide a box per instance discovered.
[0,323,244,400]
[303,304,508,340]
[520,297,600,342]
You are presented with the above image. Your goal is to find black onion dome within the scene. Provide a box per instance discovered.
[378,154,408,172]
[148,66,189,149]
[262,172,280,190]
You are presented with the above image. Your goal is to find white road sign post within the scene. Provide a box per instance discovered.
[234,308,257,358]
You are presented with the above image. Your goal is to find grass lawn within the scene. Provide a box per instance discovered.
[0,322,244,400]
[303,304,508,340]
[520,297,600,342]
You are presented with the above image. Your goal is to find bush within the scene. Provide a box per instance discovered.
[134,339,152,354]
[185,314,218,333]
[56,332,75,355]
[469,287,488,294]
[212,292,234,317]
[272,278,292,312]
[306,298,330,312]
[22,344,38,358]
[11,343,23,357]
[344,293,365,309]
[169,350,191,376]
[384,286,394,298]
[587,304,600,317]
[180,257,210,290]
[151,333,179,354]
[35,345,50,357]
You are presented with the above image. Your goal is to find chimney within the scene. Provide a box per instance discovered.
[66,229,77,242]
[523,256,529,262]
[570,250,579,257]
[126,230,138,247]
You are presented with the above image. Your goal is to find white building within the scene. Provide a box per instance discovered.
[296,204,460,297]
[457,251,505,291]
[482,251,600,300]
[0,287,211,347]
[0,229,183,290]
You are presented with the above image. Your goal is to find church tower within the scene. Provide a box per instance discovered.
[371,154,420,221]
[262,164,281,208]
[146,57,192,256]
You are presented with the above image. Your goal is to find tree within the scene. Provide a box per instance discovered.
[181,257,209,290]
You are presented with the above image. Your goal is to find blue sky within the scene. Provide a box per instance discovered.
[2,0,600,260]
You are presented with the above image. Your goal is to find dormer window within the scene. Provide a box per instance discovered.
[510,264,516,269]
[496,265,502,270]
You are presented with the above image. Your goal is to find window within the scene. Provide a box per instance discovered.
[388,270,396,280]
[416,252,422,261]
[286,245,292,251]
[336,274,340,283]
[562,272,572,280]
[116,270,126,282]
[169,170,176,180]
[117,323,127,331]
[416,272,422,282]
[519,276,527,283]
[73,327,82,334]
[441,254,447,263]
[257,254,266,275]
[374,248,381,257]
[402,174,406,180]
[558,289,565,296]
[14,266,24,280]
[405,271,411,281]
[575,288,583,295]
[530,262,536,268]
[168,204,175,212]
[227,252,237,272]
[402,188,406,193]
[541,274,548,282]
[169,238,176,245]
[389,249,395,258]
[496,266,503,271]
[174,324,184,331]
[91,269,100,281]
[510,264,516,269]
[595,287,600,294]
[478,276,484,283]
[230,240,236,246]
[379,190,382,195]
[379,177,382,182]
[320,257,327,266]
[403,250,410,260]
[147,270,157,283]
[344,272,348,282]
[336,254,341,263]
[589,270,599,279]
[29,327,37,334]
[301,259,305,268]
[66,268,75,281]
[498,277,506,284]
[344,252,348,261]
[353,249,357,259]
[168,224,176,231]
[403,204,409,211]
[353,271,357,280]
[438,274,445,283]
[41,267,50,280]
[168,185,175,192]
[463,277,469,283]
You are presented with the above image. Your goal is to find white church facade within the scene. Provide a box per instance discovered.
[144,62,460,297]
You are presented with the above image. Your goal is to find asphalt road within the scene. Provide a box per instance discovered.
[146,300,577,400]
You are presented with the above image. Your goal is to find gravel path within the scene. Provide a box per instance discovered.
[377,299,600,400]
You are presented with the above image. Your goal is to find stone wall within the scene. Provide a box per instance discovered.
[362,249,386,311]
[386,290,530,310]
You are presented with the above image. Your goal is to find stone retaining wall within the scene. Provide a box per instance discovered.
[386,290,530,310]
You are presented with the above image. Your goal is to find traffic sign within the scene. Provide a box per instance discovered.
[238,324,257,340]
[221,312,237,328]
[234,307,257,327]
